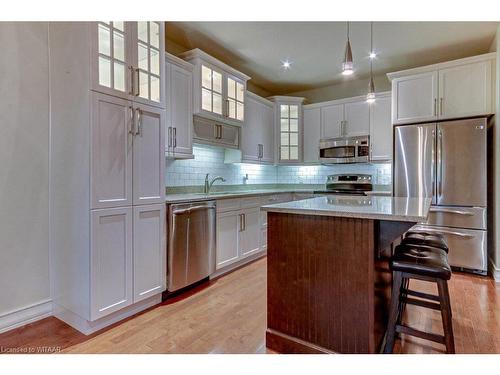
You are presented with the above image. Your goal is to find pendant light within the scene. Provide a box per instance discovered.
[342,22,354,76]
[366,22,376,103]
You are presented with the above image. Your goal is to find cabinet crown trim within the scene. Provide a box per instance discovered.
[386,52,496,81]
[178,48,251,81]
[166,52,194,71]
[303,91,391,109]
[267,95,306,104]
[246,91,273,107]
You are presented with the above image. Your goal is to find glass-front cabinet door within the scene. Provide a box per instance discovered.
[91,21,165,109]
[92,21,131,99]
[131,21,165,108]
[227,76,245,122]
[279,104,300,162]
[201,64,223,117]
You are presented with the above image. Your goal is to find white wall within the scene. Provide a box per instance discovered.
[0,23,50,321]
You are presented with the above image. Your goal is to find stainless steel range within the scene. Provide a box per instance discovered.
[314,174,373,195]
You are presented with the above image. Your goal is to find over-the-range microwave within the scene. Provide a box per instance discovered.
[319,135,370,164]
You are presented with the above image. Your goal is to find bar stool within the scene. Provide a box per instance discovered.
[384,244,455,354]
[402,231,449,253]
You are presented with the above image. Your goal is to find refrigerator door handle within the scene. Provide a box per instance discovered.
[437,129,443,202]
[429,207,475,216]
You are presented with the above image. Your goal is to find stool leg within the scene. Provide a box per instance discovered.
[384,271,403,353]
[437,279,455,354]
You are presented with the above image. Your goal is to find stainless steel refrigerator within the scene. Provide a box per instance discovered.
[393,117,487,274]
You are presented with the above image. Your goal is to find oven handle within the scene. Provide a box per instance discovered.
[172,205,215,215]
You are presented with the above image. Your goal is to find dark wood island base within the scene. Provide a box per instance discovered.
[266,212,415,354]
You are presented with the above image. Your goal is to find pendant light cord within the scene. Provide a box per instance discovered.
[370,22,373,75]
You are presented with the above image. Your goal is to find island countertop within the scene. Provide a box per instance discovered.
[261,195,431,222]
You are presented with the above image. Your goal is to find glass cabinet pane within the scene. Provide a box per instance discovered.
[212,71,222,93]
[113,33,125,61]
[138,43,148,70]
[290,147,298,160]
[99,56,111,87]
[150,76,160,102]
[138,22,148,42]
[289,119,298,132]
[289,105,298,118]
[236,82,244,101]
[202,88,212,111]
[150,49,160,75]
[281,147,289,160]
[290,133,298,146]
[150,22,160,48]
[98,24,111,55]
[280,105,289,118]
[213,93,222,115]
[114,62,125,91]
[202,66,212,89]
[280,119,289,132]
[279,103,300,161]
[237,102,244,121]
[281,133,289,146]
[228,99,236,118]
[227,78,235,99]
[139,71,148,98]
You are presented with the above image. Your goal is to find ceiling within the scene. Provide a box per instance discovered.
[166,22,498,95]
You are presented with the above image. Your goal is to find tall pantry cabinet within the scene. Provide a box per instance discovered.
[49,22,166,334]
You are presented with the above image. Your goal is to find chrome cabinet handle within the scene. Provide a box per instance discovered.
[440,98,444,116]
[134,68,140,96]
[168,127,172,148]
[136,108,142,136]
[239,214,243,232]
[129,66,135,95]
[214,124,219,139]
[173,127,177,147]
[434,98,437,116]
[128,106,135,135]
[242,213,246,231]
[226,99,230,118]
[218,125,223,140]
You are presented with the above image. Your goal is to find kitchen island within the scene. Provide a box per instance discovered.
[261,195,431,354]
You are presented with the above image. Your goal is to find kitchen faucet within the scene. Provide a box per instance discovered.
[204,173,226,194]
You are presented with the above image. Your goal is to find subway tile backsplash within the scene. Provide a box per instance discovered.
[166,144,392,187]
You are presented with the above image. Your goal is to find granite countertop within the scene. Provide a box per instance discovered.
[164,189,316,203]
[261,195,431,222]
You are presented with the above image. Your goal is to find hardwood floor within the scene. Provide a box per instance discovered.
[0,257,499,354]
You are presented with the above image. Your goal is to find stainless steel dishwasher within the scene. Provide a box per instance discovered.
[167,201,216,292]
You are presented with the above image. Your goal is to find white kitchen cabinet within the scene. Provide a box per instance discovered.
[241,92,275,164]
[261,104,275,163]
[388,53,495,125]
[91,92,133,209]
[133,204,166,303]
[216,210,241,269]
[391,71,438,124]
[91,21,165,108]
[179,48,250,126]
[438,61,492,119]
[166,53,193,159]
[303,106,320,163]
[91,207,133,320]
[369,93,392,161]
[269,96,306,164]
[132,103,166,206]
[50,23,166,335]
[344,100,370,136]
[239,207,261,258]
[320,103,344,138]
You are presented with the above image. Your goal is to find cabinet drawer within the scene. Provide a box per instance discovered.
[240,196,262,209]
[422,206,486,230]
[216,198,241,213]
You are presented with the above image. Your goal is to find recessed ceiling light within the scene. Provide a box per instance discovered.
[281,60,292,70]
[369,52,377,59]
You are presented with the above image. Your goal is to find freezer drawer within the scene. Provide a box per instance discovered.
[411,224,487,273]
[423,206,486,230]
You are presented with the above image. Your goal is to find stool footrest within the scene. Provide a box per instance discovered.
[395,324,446,345]
[403,297,441,311]
[403,288,440,302]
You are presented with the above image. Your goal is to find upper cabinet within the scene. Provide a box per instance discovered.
[303,106,321,163]
[165,53,194,159]
[240,92,274,164]
[388,53,495,125]
[320,98,370,138]
[178,49,250,126]
[369,93,392,161]
[269,96,306,164]
[91,21,166,108]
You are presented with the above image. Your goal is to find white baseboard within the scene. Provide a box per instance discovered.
[0,299,52,334]
[489,257,500,282]
[53,294,161,335]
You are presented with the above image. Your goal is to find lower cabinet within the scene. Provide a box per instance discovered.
[216,210,241,269]
[239,207,261,258]
[133,204,166,303]
[90,204,166,321]
[215,194,295,272]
